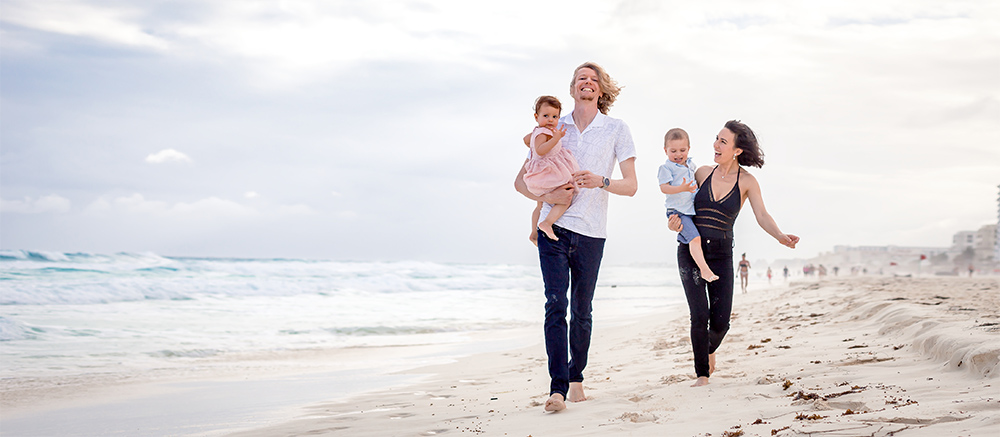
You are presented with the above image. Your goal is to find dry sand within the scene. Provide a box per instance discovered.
[231,277,1000,437]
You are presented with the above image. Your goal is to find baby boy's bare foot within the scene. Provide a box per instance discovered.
[529,231,538,247]
[544,393,566,412]
[700,269,719,282]
[691,376,710,387]
[538,222,558,241]
[567,382,587,402]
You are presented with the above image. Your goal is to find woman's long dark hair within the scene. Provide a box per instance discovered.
[725,120,765,168]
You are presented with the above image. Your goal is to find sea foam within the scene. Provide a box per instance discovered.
[0,251,683,381]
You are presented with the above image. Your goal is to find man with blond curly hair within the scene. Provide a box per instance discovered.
[515,62,637,412]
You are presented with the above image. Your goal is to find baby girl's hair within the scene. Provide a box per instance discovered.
[534,95,562,114]
[664,128,689,145]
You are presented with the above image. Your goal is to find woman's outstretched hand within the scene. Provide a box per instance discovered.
[778,234,799,249]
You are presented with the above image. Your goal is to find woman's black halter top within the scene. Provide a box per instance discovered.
[693,166,741,240]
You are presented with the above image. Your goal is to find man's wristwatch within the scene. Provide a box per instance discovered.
[601,177,610,189]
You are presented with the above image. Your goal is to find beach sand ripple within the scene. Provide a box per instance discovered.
[207,277,1000,436]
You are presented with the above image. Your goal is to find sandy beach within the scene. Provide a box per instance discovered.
[230,276,999,437]
[3,276,997,436]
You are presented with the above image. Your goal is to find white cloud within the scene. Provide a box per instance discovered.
[1,0,168,50]
[82,193,317,220]
[167,0,602,87]
[0,195,72,214]
[244,191,259,199]
[84,193,254,218]
[276,204,315,215]
[146,149,192,164]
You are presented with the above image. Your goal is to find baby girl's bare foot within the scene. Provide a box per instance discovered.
[691,376,710,387]
[529,231,538,247]
[544,393,566,412]
[567,382,587,402]
[538,222,558,241]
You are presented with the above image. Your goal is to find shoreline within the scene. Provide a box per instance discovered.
[3,277,997,436]
[229,277,1000,436]
[0,283,686,436]
[0,327,544,436]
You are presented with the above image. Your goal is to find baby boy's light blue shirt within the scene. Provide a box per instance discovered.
[657,158,697,215]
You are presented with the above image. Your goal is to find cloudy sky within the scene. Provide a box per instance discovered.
[2,0,998,265]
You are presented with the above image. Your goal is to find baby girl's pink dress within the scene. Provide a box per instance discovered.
[523,127,580,196]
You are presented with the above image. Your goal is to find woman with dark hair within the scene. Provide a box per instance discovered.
[667,120,799,387]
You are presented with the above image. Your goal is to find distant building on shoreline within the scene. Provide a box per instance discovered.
[771,184,1000,276]
[802,223,998,276]
[953,224,998,266]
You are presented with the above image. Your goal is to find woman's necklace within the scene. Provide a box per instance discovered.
[718,164,740,179]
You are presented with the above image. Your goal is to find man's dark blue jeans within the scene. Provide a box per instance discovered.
[537,225,605,398]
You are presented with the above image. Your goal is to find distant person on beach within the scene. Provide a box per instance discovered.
[523,96,579,245]
[738,253,751,293]
[783,265,789,281]
[658,128,718,282]
[767,267,773,284]
[667,120,798,387]
[515,62,637,411]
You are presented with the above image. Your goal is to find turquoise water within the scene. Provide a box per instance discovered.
[1,250,684,379]
[1,250,686,435]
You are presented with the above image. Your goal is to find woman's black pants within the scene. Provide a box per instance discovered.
[678,238,734,378]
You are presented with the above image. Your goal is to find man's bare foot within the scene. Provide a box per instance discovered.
[709,353,716,375]
[566,382,587,402]
[538,222,558,241]
[567,382,587,402]
[691,376,710,387]
[544,393,566,412]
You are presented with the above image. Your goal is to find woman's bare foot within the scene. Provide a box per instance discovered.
[538,222,558,241]
[709,353,716,375]
[544,393,566,412]
[691,376,710,387]
[567,382,587,402]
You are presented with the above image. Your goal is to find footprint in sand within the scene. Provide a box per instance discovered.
[618,412,658,423]
[660,374,687,385]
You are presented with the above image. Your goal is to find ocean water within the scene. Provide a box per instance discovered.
[0,250,686,382]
